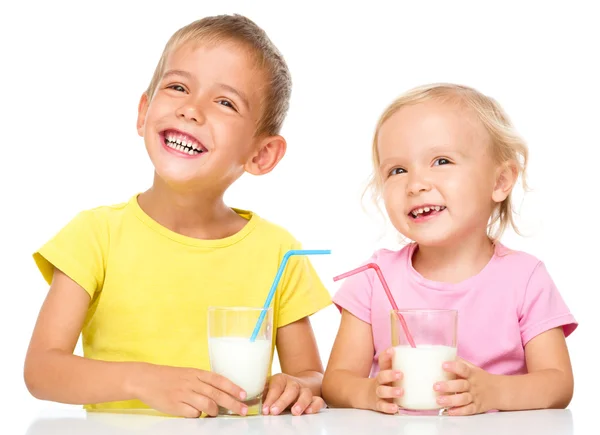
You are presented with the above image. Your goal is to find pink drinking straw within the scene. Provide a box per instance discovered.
[333,263,416,348]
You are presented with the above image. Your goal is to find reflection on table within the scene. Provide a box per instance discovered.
[24,407,574,435]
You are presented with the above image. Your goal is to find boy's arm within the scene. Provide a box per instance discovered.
[277,317,324,396]
[261,317,325,415]
[24,268,138,405]
[24,268,247,417]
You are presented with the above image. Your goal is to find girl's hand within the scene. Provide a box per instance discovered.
[435,358,495,416]
[262,374,326,416]
[368,347,404,414]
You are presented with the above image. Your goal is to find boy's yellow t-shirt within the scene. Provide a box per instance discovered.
[33,195,332,411]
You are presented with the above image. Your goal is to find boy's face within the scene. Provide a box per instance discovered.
[137,41,283,191]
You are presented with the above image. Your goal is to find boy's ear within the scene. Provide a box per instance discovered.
[136,93,149,137]
[492,160,518,203]
[245,135,287,176]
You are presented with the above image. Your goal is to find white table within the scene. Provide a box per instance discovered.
[22,408,575,435]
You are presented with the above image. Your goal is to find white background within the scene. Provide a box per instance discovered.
[1,0,598,432]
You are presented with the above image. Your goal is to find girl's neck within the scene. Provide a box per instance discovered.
[137,174,248,240]
[412,232,495,284]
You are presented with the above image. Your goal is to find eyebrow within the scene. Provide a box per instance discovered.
[216,83,250,111]
[162,69,193,81]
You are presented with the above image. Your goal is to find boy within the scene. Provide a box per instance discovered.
[24,14,331,418]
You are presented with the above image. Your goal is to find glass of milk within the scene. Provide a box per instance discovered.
[208,306,273,416]
[390,309,458,415]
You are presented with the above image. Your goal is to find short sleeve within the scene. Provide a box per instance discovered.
[276,240,332,328]
[331,257,375,325]
[33,209,108,298]
[519,262,577,345]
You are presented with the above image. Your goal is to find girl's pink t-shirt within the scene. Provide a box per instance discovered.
[333,243,577,376]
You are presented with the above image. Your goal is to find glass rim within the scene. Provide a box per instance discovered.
[207,306,273,312]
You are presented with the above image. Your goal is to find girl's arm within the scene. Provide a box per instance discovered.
[24,268,247,417]
[438,327,573,415]
[494,327,573,410]
[322,310,401,413]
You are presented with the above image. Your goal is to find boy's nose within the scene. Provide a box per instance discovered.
[176,104,205,124]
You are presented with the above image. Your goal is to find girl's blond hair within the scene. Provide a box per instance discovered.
[366,83,529,242]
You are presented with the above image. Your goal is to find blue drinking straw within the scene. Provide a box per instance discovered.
[249,249,331,342]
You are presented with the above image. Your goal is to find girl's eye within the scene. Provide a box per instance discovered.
[218,100,237,111]
[434,158,451,166]
[167,84,186,92]
[389,167,406,176]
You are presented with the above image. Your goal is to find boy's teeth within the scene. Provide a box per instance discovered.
[165,132,204,155]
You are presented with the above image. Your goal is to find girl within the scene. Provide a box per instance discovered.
[322,83,576,416]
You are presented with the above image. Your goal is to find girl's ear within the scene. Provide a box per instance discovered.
[492,160,518,203]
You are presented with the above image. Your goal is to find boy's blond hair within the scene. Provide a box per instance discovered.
[366,83,529,242]
[145,14,291,137]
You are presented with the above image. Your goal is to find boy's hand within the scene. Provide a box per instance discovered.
[262,373,325,416]
[130,363,248,418]
[435,358,495,416]
[368,347,403,414]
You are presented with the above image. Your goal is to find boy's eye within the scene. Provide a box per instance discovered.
[168,84,186,93]
[217,99,238,112]
[433,158,451,166]
[389,167,406,176]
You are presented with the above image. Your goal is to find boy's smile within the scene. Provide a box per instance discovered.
[161,129,208,158]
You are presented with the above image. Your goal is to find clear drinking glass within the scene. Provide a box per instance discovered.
[208,307,273,416]
[391,309,458,415]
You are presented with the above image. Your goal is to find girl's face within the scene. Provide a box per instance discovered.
[377,100,512,247]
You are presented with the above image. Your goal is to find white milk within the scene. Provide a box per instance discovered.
[392,345,457,410]
[208,337,271,399]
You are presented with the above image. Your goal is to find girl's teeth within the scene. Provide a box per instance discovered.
[411,205,446,218]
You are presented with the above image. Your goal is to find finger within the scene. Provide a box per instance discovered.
[184,394,219,417]
[376,369,402,386]
[434,379,470,393]
[375,399,398,415]
[262,375,287,415]
[375,385,404,399]
[194,383,248,416]
[305,396,326,414]
[448,403,478,416]
[290,388,313,416]
[176,403,202,418]
[457,357,476,368]
[437,392,473,409]
[442,360,471,379]
[197,370,247,401]
[270,381,301,415]
[378,348,395,370]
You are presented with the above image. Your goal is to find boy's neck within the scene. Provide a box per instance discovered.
[412,232,495,284]
[137,176,249,240]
